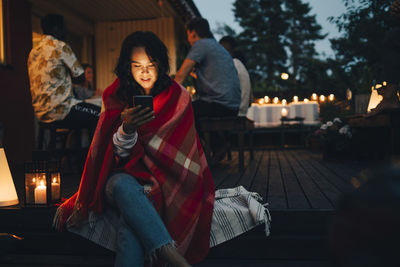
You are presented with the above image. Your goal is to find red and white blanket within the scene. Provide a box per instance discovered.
[54,78,215,264]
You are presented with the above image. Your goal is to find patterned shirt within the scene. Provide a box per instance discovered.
[27,35,84,122]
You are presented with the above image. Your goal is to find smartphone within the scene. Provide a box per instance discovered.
[133,95,153,111]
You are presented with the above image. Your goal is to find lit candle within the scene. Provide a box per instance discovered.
[281,107,288,117]
[293,96,299,103]
[51,177,60,200]
[383,81,387,86]
[312,93,317,101]
[320,95,326,102]
[34,180,46,204]
[304,98,309,103]
[282,99,287,105]
[273,97,279,104]
[264,96,269,103]
[328,94,335,101]
[258,98,265,105]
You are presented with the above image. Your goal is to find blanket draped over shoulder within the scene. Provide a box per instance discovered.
[53,78,215,263]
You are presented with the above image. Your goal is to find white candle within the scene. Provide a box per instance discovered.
[34,181,46,204]
[51,177,60,200]
[281,107,288,117]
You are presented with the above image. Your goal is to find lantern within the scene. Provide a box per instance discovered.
[24,160,61,206]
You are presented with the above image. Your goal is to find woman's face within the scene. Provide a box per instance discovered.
[131,47,158,94]
[85,67,93,83]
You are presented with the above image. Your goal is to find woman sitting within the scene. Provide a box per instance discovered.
[53,31,215,267]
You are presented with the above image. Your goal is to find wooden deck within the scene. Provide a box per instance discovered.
[212,149,363,210]
[0,149,380,266]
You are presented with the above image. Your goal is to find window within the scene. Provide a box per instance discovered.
[0,0,5,64]
[0,0,9,65]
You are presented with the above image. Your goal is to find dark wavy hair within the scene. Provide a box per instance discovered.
[114,31,172,104]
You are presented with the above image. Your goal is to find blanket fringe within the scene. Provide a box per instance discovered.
[263,203,272,237]
[52,206,65,232]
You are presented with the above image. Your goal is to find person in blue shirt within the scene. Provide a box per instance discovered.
[175,18,241,164]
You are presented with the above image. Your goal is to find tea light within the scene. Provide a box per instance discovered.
[312,93,318,101]
[320,95,326,102]
[34,180,46,204]
[328,94,335,101]
[51,177,60,200]
[281,107,288,117]
[293,96,299,103]
[264,96,269,103]
[273,97,279,104]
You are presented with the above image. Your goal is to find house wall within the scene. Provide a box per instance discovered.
[0,0,34,165]
[95,17,176,91]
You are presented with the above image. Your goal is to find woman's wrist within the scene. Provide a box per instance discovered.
[122,123,136,135]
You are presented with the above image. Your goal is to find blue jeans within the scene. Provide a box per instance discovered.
[105,172,173,267]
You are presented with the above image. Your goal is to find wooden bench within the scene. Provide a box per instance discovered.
[197,116,254,171]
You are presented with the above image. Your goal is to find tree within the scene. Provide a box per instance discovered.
[231,0,326,95]
[281,0,326,90]
[233,0,288,93]
[329,0,394,94]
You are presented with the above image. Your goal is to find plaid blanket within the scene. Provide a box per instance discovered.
[54,79,214,264]
[68,186,270,251]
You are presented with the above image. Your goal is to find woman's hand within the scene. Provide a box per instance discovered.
[121,106,154,134]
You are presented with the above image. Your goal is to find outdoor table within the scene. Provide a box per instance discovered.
[247,102,320,127]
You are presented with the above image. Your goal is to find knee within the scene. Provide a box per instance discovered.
[108,173,143,200]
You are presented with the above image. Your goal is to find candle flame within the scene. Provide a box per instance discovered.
[258,98,264,105]
[320,95,326,102]
[329,94,334,101]
[312,93,317,100]
[53,177,57,183]
[304,98,309,103]
[293,96,298,103]
[40,180,45,187]
[282,99,287,105]
[32,178,36,182]
[281,107,288,117]
[264,96,269,103]
[273,97,279,104]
